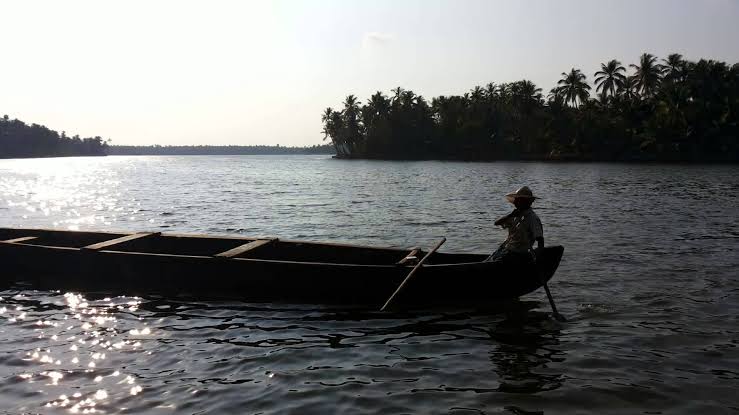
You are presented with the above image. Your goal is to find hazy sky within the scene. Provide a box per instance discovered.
[2,0,738,146]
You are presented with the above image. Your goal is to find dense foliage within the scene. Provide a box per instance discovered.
[322,54,739,161]
[110,144,334,155]
[0,115,108,158]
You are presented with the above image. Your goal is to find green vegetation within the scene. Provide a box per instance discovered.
[0,115,108,158]
[109,144,334,155]
[322,54,739,162]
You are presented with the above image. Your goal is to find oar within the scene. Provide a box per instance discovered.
[535,249,566,322]
[542,281,566,322]
[380,237,446,311]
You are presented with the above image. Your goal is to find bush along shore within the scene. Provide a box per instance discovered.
[0,115,108,158]
[321,54,738,162]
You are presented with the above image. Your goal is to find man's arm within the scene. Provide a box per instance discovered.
[536,236,544,249]
[494,209,519,226]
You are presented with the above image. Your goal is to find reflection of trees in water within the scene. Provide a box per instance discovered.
[486,301,566,394]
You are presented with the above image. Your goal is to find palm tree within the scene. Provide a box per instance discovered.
[470,86,485,103]
[594,60,627,100]
[367,91,390,117]
[557,68,591,107]
[342,95,362,153]
[662,53,686,82]
[547,87,562,103]
[509,80,542,113]
[390,87,404,105]
[321,107,335,140]
[618,76,639,101]
[400,90,416,108]
[484,83,499,101]
[630,53,662,97]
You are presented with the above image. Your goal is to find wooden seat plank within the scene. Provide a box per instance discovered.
[2,236,38,243]
[215,238,277,258]
[82,232,160,251]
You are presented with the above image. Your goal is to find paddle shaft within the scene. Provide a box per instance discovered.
[543,283,560,314]
[380,237,446,311]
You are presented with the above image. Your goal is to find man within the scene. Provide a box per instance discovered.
[487,186,544,264]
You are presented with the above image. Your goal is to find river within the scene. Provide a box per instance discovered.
[0,155,737,414]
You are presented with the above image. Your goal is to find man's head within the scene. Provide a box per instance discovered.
[505,186,537,209]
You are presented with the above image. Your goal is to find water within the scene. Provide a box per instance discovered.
[0,155,737,414]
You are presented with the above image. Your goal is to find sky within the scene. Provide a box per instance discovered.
[2,0,738,146]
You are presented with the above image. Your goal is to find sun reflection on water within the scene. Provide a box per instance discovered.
[0,157,152,230]
[2,291,155,412]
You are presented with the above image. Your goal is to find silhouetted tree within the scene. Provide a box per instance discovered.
[631,53,662,97]
[595,60,627,102]
[557,69,591,107]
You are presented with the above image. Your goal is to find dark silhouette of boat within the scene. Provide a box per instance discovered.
[0,228,563,307]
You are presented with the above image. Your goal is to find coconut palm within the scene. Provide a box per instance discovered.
[321,107,335,140]
[342,95,361,150]
[484,83,499,101]
[557,68,591,107]
[367,91,390,117]
[630,53,662,97]
[400,90,416,108]
[662,53,687,82]
[594,59,627,100]
[390,87,404,105]
[619,76,639,101]
[547,87,562,103]
[470,86,485,103]
[508,80,542,116]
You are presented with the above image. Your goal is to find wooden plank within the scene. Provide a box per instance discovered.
[1,236,38,243]
[82,232,160,251]
[215,238,276,258]
[396,248,420,265]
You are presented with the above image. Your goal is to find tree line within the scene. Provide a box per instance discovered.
[109,144,334,155]
[0,114,333,158]
[0,115,108,158]
[321,54,739,162]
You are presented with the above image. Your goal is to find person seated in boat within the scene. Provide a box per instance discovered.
[487,186,544,264]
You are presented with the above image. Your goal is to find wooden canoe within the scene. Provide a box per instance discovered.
[0,227,564,307]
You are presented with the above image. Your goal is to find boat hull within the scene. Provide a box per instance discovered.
[0,228,564,307]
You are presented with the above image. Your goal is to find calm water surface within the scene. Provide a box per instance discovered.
[0,155,737,414]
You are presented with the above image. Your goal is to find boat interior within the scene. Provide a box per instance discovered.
[0,228,487,265]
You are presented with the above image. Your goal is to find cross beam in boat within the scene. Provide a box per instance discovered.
[82,232,161,251]
[1,236,38,243]
[397,248,421,265]
[215,238,277,258]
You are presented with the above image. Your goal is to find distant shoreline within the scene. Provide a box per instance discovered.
[1,115,108,159]
[331,153,739,163]
[108,144,334,156]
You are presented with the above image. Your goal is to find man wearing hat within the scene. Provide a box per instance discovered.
[487,186,544,264]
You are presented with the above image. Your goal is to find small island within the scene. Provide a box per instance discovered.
[321,54,738,162]
[0,115,109,159]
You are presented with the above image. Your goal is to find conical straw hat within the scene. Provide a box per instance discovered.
[505,186,538,203]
